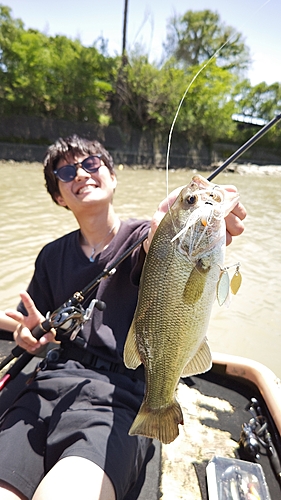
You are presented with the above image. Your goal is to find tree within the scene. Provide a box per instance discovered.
[166,60,239,146]
[0,4,24,58]
[110,54,168,130]
[0,4,24,104]
[2,4,278,153]
[162,9,250,73]
[233,79,281,146]
[110,53,238,147]
[0,5,115,121]
[1,28,54,115]
[235,79,281,121]
[45,36,115,121]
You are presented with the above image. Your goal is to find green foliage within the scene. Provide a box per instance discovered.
[235,79,281,120]
[162,9,251,72]
[0,4,280,153]
[232,79,281,146]
[169,61,239,144]
[44,36,115,121]
[0,5,115,120]
[111,56,238,145]
[110,55,173,130]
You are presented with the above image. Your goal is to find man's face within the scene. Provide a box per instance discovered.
[54,154,117,213]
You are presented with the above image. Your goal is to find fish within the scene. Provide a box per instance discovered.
[123,174,239,444]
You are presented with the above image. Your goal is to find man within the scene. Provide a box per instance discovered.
[0,135,246,500]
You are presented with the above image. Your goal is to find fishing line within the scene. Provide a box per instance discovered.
[165,46,228,203]
[165,0,273,227]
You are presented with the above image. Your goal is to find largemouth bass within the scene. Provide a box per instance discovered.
[123,175,239,444]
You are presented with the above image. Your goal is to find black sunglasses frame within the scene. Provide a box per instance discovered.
[54,155,102,183]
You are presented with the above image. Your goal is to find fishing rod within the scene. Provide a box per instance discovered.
[1,113,280,390]
[0,234,147,390]
[208,112,281,181]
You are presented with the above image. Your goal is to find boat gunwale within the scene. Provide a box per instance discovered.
[212,351,281,436]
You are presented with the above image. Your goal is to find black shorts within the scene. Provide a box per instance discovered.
[0,360,152,500]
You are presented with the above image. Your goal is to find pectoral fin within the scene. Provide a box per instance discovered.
[183,260,210,304]
[123,320,142,369]
[181,338,212,377]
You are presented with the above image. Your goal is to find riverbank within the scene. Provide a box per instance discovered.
[2,158,281,175]
[117,161,281,175]
[224,162,281,176]
[122,162,281,176]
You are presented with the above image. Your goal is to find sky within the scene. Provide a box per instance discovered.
[2,0,281,85]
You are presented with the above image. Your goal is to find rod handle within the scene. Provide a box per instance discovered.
[0,319,52,391]
[11,319,52,359]
[0,352,34,391]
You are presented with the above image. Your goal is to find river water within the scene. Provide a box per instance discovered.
[1,161,281,377]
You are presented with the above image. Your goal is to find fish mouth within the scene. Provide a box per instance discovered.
[195,185,239,227]
[171,179,239,261]
[171,193,223,243]
[201,203,215,227]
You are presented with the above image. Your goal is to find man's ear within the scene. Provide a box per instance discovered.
[111,174,117,190]
[55,194,68,207]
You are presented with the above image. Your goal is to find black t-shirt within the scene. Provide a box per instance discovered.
[18,219,150,364]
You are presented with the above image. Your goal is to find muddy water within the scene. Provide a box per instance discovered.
[1,161,280,377]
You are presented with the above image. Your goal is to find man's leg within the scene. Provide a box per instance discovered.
[0,481,27,500]
[32,456,116,500]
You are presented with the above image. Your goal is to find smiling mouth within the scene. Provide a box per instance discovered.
[77,184,97,195]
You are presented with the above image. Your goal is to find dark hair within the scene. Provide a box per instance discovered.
[44,134,115,206]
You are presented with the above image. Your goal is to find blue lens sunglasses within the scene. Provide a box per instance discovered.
[54,155,102,182]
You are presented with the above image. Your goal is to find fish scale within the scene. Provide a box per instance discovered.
[124,175,239,444]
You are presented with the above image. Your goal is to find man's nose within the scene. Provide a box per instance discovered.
[75,164,91,179]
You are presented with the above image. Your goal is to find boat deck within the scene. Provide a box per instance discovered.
[1,335,281,499]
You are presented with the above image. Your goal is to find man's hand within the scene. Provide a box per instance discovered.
[5,290,56,353]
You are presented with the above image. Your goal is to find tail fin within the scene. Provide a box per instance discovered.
[129,400,184,444]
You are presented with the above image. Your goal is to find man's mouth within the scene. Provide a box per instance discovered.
[77,184,97,195]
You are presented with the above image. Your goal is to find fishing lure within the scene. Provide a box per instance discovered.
[217,263,242,306]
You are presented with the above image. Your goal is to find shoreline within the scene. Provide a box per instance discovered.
[1,159,281,175]
[223,162,281,176]
[120,161,281,175]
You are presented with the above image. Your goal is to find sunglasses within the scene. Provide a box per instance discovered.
[54,155,102,182]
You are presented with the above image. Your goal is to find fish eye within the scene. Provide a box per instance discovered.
[186,194,198,205]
